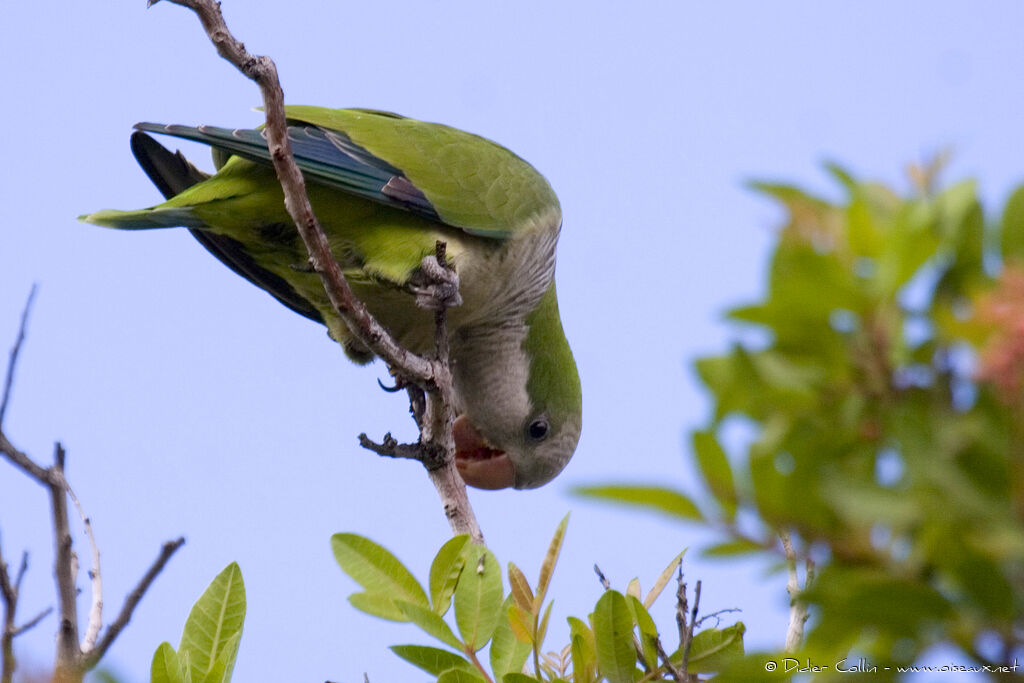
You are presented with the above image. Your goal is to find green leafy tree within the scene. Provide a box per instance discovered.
[584,163,1024,675]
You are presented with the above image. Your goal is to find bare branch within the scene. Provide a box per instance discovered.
[47,443,82,675]
[152,0,434,383]
[0,284,37,429]
[781,530,811,652]
[695,607,742,629]
[675,564,686,645]
[84,537,185,668]
[681,580,701,676]
[1,539,20,683]
[357,433,422,462]
[65,485,102,651]
[151,0,482,542]
[655,637,684,682]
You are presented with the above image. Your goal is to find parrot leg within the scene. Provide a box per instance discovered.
[410,253,463,310]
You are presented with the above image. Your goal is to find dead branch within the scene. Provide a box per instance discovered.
[0,284,36,430]
[780,529,812,652]
[150,0,482,543]
[0,291,186,682]
[1,539,51,683]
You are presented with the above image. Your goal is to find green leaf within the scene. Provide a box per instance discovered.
[454,544,503,651]
[701,540,765,558]
[692,431,737,520]
[643,551,683,609]
[389,644,476,676]
[503,675,541,683]
[396,600,464,650]
[574,485,702,522]
[507,562,535,614]
[348,591,409,621]
[688,622,746,673]
[150,642,186,683]
[626,595,658,670]
[593,590,637,683]
[536,599,553,651]
[201,632,240,683]
[437,668,488,683]
[179,563,246,680]
[568,617,596,682]
[535,513,569,611]
[1001,183,1024,263]
[331,533,429,619]
[508,603,533,644]
[430,535,472,615]
[491,595,533,678]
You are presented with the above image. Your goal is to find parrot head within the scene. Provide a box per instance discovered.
[449,282,582,490]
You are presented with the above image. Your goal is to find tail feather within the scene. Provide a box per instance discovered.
[80,206,205,229]
[98,131,326,324]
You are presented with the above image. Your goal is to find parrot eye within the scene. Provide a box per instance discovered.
[527,418,550,442]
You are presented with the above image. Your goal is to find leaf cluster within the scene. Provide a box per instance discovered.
[582,164,1024,671]
[332,517,744,681]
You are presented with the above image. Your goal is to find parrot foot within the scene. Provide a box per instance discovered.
[410,254,463,310]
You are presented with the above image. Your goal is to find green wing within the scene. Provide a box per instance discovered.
[134,106,559,239]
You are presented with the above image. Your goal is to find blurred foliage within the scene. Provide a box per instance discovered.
[332,516,745,681]
[582,163,1024,675]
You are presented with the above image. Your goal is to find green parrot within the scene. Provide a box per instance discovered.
[82,106,581,490]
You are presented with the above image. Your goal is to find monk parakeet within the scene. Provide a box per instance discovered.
[82,106,581,490]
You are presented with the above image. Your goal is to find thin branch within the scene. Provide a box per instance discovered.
[1,539,20,683]
[153,0,483,544]
[49,444,81,673]
[0,284,37,429]
[675,564,687,645]
[655,637,684,682]
[66,485,102,651]
[681,580,701,676]
[84,537,185,668]
[781,530,811,653]
[695,607,742,629]
[593,564,611,590]
[357,433,422,461]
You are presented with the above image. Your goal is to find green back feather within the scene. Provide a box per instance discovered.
[282,106,560,237]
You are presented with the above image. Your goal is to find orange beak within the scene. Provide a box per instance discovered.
[453,414,515,490]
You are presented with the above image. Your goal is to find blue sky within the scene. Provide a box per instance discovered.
[2,1,1023,681]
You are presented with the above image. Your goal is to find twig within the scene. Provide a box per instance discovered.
[0,284,36,429]
[655,637,685,682]
[681,580,701,676]
[1,540,32,683]
[593,564,611,590]
[695,607,742,629]
[780,530,811,652]
[66,485,102,651]
[357,433,422,461]
[84,537,185,668]
[675,564,687,646]
[11,607,52,638]
[49,444,81,674]
[152,0,483,544]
